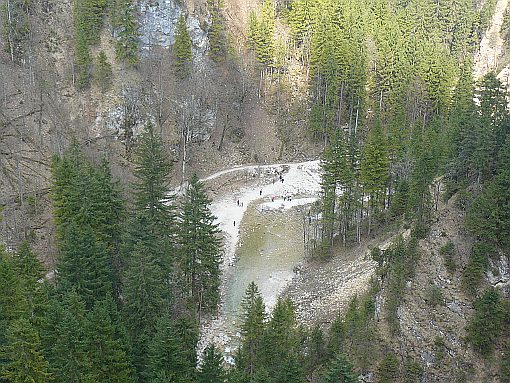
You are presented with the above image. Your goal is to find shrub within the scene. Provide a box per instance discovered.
[425,284,444,307]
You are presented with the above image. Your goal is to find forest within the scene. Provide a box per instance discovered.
[1,0,510,382]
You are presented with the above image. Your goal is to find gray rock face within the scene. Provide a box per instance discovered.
[139,0,209,61]
[487,253,510,288]
[139,0,183,48]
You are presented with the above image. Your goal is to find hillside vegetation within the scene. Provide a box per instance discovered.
[0,0,510,382]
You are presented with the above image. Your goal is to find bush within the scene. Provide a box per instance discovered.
[439,241,455,257]
[425,284,444,307]
[411,221,430,239]
[433,337,446,362]
[404,360,423,383]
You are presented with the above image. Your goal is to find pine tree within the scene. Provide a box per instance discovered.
[57,219,113,307]
[95,50,112,92]
[44,291,92,383]
[75,28,92,88]
[258,297,304,383]
[360,120,389,234]
[85,298,134,383]
[237,282,266,380]
[208,0,227,62]
[0,318,52,383]
[0,248,26,344]
[248,0,275,68]
[128,122,175,275]
[147,314,196,383]
[198,344,226,383]
[179,173,222,314]
[321,353,358,383]
[111,0,139,65]
[174,14,193,78]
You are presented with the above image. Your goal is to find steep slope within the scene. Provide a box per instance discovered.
[474,0,509,80]
[0,0,314,253]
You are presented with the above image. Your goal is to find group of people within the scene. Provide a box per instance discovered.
[270,194,292,202]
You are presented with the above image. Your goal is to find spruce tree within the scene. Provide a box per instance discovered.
[0,318,52,383]
[0,249,26,344]
[174,14,193,78]
[13,241,44,284]
[111,0,139,65]
[44,291,92,383]
[237,282,266,380]
[85,298,134,383]
[466,137,510,249]
[198,344,226,383]
[147,314,196,383]
[360,120,389,234]
[466,288,506,356]
[75,28,92,88]
[305,326,326,375]
[57,219,113,307]
[95,50,113,92]
[321,354,357,383]
[122,243,168,379]
[248,0,275,68]
[179,173,222,314]
[259,297,303,383]
[208,0,227,62]
[128,122,175,275]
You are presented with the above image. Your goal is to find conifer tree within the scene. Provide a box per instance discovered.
[122,243,167,363]
[321,353,358,383]
[259,297,304,383]
[111,0,139,65]
[128,122,175,275]
[147,314,196,383]
[95,50,113,92]
[0,318,52,383]
[248,0,275,68]
[57,219,113,307]
[360,120,389,234]
[12,242,48,326]
[85,298,134,383]
[466,288,506,356]
[208,0,227,62]
[174,14,193,78]
[305,326,326,375]
[198,344,226,383]
[0,248,26,343]
[44,291,92,383]
[75,29,92,88]
[237,282,266,380]
[13,241,44,283]
[466,137,510,249]
[179,174,222,314]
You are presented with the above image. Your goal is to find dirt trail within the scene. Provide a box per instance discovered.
[474,0,509,80]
